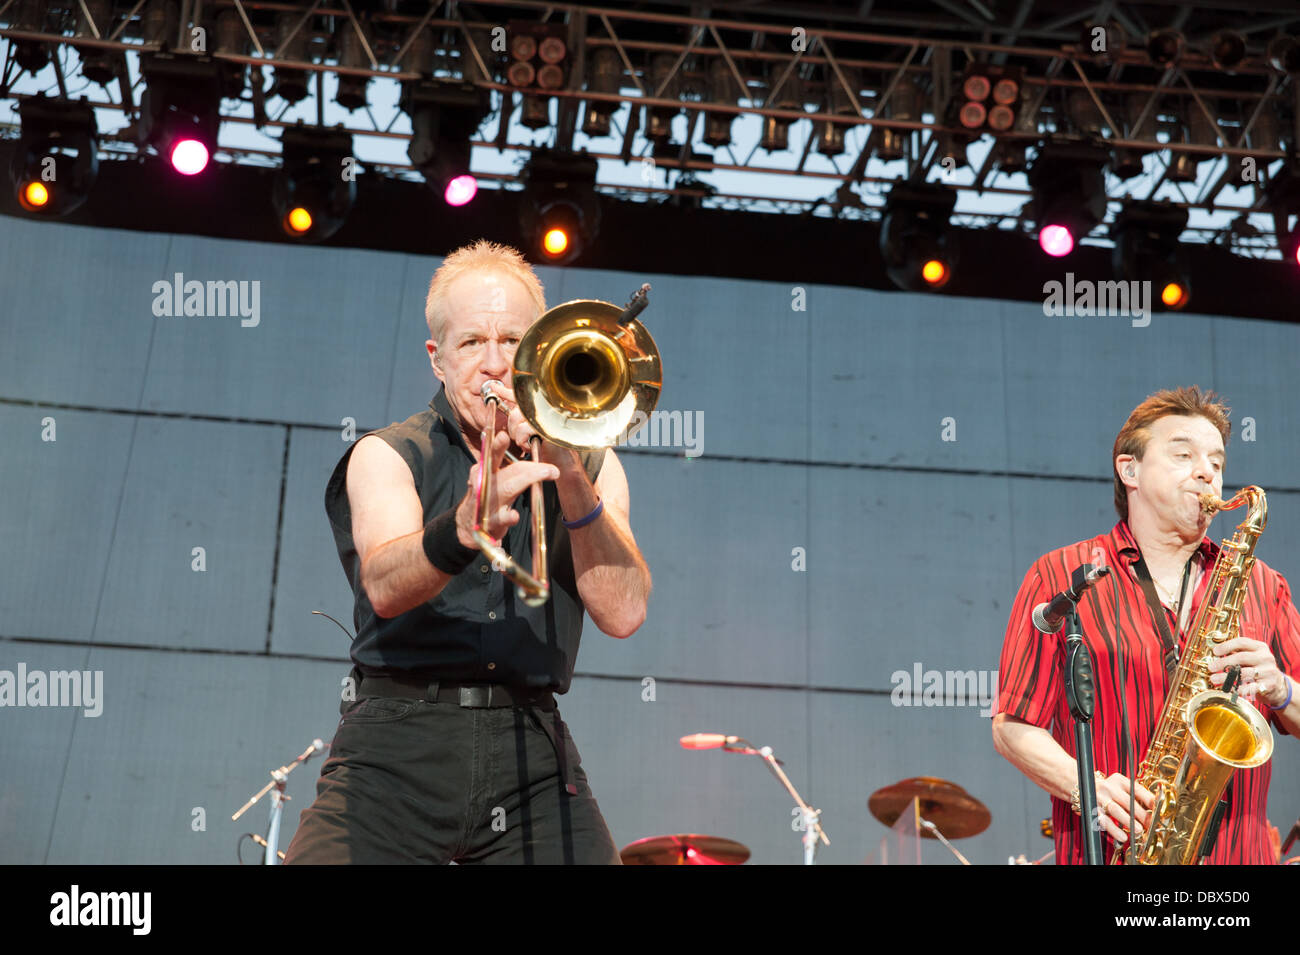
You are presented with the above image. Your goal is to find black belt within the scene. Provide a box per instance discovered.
[346,667,577,795]
[355,669,556,709]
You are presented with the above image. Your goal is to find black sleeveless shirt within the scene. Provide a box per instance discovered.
[324,387,604,693]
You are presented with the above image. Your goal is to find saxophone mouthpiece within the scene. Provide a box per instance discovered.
[1199,493,1223,514]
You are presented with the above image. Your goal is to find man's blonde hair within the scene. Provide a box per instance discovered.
[425,239,546,346]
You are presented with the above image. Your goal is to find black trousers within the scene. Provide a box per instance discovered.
[284,693,621,865]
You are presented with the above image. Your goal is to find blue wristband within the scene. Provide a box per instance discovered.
[562,498,603,529]
[1268,676,1294,711]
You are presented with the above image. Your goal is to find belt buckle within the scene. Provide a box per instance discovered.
[458,686,491,708]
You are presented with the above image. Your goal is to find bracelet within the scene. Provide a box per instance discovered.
[1070,771,1107,816]
[562,498,603,530]
[421,509,477,575]
[1268,676,1294,711]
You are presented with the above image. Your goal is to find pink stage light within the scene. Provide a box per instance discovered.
[444,174,477,206]
[170,138,210,176]
[1038,223,1074,257]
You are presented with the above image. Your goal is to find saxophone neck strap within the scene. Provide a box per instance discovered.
[1132,554,1193,688]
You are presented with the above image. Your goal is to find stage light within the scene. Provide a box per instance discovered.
[818,67,861,157]
[444,175,477,207]
[1267,35,1300,74]
[1039,224,1074,258]
[1209,31,1247,72]
[952,64,1021,134]
[271,11,312,104]
[10,95,99,217]
[1160,282,1188,308]
[215,9,250,98]
[542,223,572,257]
[1169,108,1217,183]
[335,17,371,112]
[582,48,623,138]
[921,259,949,285]
[647,53,684,145]
[536,36,568,90]
[1147,29,1184,67]
[21,181,50,209]
[169,137,209,175]
[271,125,356,242]
[285,206,313,233]
[879,183,958,291]
[873,78,922,162]
[9,0,51,74]
[703,58,738,149]
[1111,93,1156,181]
[139,54,222,177]
[1028,142,1108,257]
[519,149,600,265]
[75,0,117,86]
[760,70,803,153]
[1111,201,1191,310]
[507,21,571,132]
[403,81,489,205]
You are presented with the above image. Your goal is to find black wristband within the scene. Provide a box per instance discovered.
[422,509,477,575]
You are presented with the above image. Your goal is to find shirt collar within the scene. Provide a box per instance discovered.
[430,386,473,456]
[1110,520,1220,566]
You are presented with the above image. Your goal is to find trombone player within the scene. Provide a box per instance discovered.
[286,240,651,864]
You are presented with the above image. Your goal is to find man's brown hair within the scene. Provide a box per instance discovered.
[1113,386,1231,522]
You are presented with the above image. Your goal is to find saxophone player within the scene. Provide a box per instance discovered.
[992,387,1300,864]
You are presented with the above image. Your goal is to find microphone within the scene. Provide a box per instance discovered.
[1033,563,1111,634]
[679,733,739,750]
[296,739,329,764]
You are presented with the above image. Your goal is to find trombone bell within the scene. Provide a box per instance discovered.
[514,299,662,450]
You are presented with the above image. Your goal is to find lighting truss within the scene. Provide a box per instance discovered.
[2,0,1299,254]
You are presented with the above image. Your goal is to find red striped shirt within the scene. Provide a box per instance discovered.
[995,521,1300,865]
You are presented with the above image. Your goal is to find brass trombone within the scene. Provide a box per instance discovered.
[472,284,662,606]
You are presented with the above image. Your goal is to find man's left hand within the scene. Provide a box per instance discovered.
[1209,637,1289,706]
[499,384,584,475]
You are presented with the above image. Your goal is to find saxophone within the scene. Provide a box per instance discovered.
[1115,486,1275,865]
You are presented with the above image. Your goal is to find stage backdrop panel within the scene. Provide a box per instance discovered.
[2,212,1298,865]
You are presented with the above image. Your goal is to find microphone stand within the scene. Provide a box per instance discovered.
[232,738,328,866]
[1063,604,1104,865]
[723,738,829,864]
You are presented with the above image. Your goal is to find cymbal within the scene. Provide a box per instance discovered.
[868,776,991,839]
[620,834,751,866]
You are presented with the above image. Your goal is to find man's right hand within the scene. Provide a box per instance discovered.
[1093,772,1156,844]
[456,429,560,547]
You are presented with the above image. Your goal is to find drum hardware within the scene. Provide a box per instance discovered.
[868,776,991,865]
